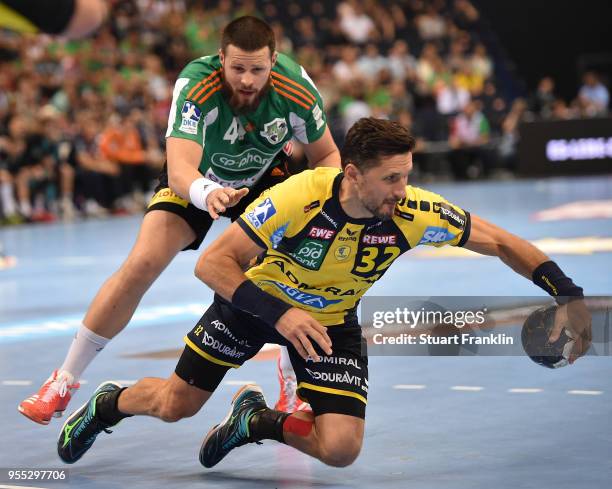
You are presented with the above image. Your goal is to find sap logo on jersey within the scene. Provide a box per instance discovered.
[269,282,342,309]
[418,226,455,245]
[179,101,201,135]
[308,227,336,240]
[246,198,277,229]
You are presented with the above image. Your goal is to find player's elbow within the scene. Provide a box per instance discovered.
[194,249,215,284]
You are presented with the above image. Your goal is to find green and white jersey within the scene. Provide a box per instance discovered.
[166,53,327,188]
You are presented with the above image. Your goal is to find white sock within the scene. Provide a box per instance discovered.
[19,199,31,217]
[0,182,16,216]
[59,324,110,381]
[279,346,296,378]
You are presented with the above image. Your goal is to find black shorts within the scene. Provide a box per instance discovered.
[145,161,292,250]
[175,296,368,419]
[2,0,76,34]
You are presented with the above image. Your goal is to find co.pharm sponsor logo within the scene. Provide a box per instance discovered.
[290,238,330,270]
[418,226,455,245]
[210,148,278,172]
[246,197,277,229]
[266,281,343,309]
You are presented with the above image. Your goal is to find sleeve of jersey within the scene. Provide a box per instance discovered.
[235,175,304,250]
[410,188,471,248]
[281,67,328,145]
[165,70,221,145]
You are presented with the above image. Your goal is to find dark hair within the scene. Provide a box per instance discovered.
[341,118,416,171]
[221,16,275,55]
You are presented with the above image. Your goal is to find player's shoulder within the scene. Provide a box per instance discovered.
[177,55,223,108]
[269,167,338,204]
[396,185,467,230]
[179,55,221,80]
[272,53,322,111]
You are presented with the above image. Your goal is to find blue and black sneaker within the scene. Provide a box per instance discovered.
[57,381,122,464]
[199,384,267,468]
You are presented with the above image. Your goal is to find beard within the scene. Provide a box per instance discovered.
[221,75,272,115]
[363,198,398,221]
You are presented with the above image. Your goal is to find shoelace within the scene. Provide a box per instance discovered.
[40,376,68,404]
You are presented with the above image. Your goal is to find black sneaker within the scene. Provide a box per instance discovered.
[57,381,122,464]
[199,384,267,468]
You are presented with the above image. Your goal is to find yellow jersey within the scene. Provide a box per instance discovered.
[237,167,471,326]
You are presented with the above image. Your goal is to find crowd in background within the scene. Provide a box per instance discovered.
[0,0,609,225]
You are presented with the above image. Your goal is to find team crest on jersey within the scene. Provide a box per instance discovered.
[260,118,288,144]
[179,101,201,135]
[246,198,277,229]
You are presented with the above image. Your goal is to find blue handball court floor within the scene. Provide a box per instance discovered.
[1,176,611,489]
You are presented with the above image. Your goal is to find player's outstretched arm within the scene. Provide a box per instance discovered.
[166,137,248,219]
[195,223,332,360]
[464,214,591,362]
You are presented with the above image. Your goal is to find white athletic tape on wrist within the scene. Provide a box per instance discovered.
[189,177,223,212]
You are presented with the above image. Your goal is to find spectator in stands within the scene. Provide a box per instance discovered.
[387,40,417,82]
[337,1,378,45]
[577,71,609,116]
[448,100,490,179]
[529,76,556,119]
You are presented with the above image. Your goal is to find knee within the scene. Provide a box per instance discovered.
[120,253,165,285]
[319,438,362,468]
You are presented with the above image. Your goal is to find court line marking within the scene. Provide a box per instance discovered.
[451,386,484,391]
[0,381,605,396]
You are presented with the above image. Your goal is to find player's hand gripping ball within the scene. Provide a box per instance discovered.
[521,305,575,368]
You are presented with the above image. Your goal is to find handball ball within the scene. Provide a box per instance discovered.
[521,305,575,368]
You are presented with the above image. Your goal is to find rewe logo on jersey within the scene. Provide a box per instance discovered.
[307,227,336,240]
[418,226,455,245]
[260,117,288,144]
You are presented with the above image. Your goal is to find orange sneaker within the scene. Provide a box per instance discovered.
[18,370,80,425]
[273,358,311,413]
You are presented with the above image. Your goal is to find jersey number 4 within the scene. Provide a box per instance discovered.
[223,117,246,144]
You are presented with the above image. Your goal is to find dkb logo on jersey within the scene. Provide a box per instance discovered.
[179,101,201,135]
[260,118,288,144]
[290,239,330,270]
[418,226,455,245]
[246,198,277,229]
